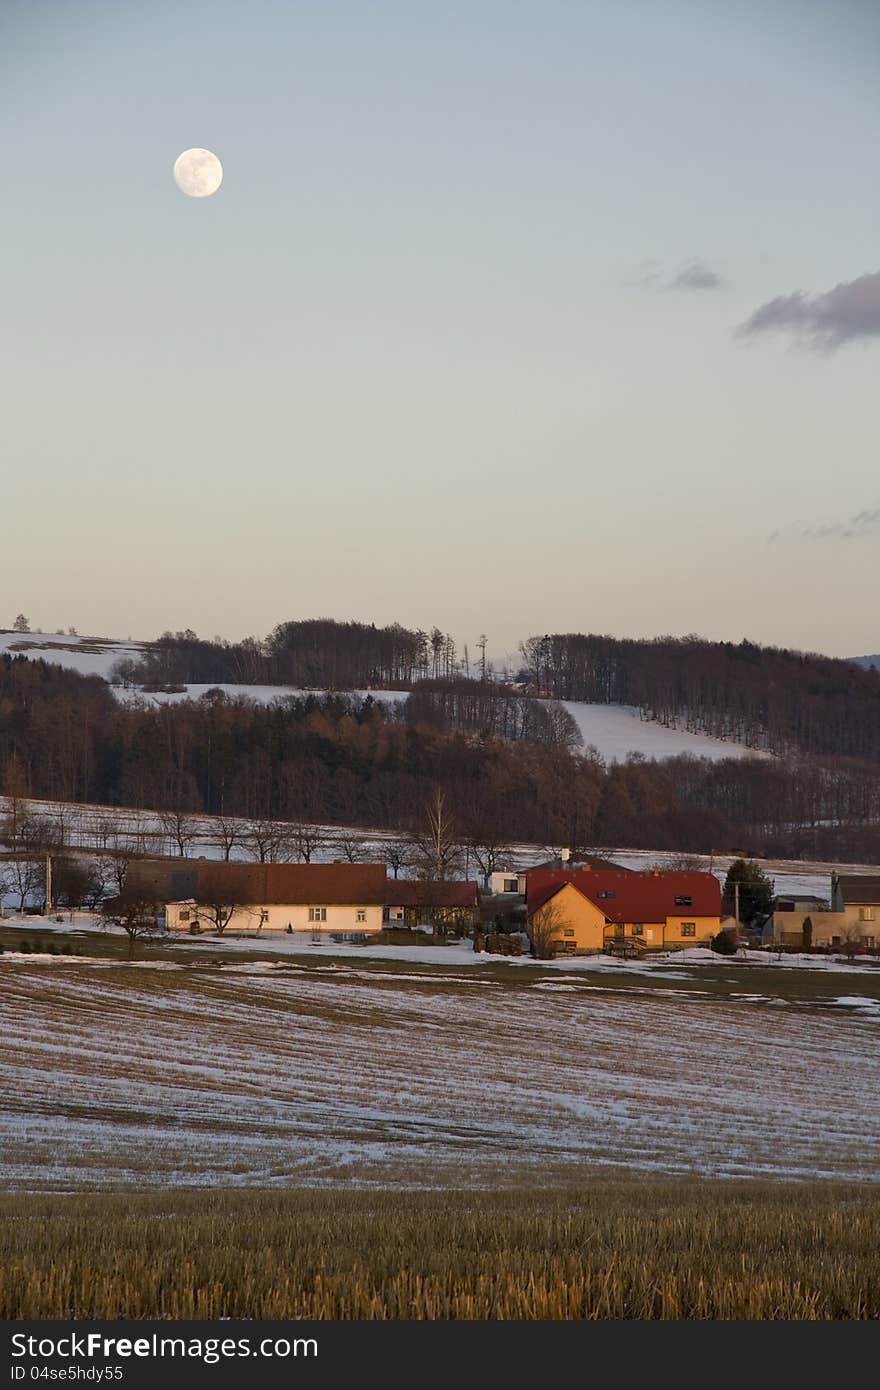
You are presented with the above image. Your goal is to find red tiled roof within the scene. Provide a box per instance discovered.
[526,869,720,923]
[184,860,387,906]
[526,882,570,917]
[387,880,479,909]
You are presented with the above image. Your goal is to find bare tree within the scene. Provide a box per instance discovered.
[243,818,294,863]
[128,813,152,856]
[8,853,44,911]
[84,813,112,852]
[467,831,512,889]
[51,856,95,918]
[0,861,14,913]
[529,898,573,960]
[101,890,165,956]
[291,823,325,864]
[105,843,130,896]
[159,809,200,858]
[411,790,462,881]
[215,815,243,861]
[85,854,115,910]
[195,885,253,935]
[3,808,54,911]
[336,833,364,864]
[385,841,411,880]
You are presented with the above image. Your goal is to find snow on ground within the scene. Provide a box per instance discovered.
[0,630,146,680]
[558,701,767,763]
[608,850,833,901]
[2,954,878,1190]
[113,683,409,709]
[5,917,879,976]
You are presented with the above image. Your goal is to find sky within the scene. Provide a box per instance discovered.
[2,0,879,660]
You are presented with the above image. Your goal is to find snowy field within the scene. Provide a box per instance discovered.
[558,701,766,763]
[2,955,878,1190]
[0,630,146,680]
[115,683,410,710]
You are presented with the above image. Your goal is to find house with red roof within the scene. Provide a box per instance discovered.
[526,867,721,954]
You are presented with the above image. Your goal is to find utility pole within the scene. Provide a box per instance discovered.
[734,880,740,934]
[45,852,52,916]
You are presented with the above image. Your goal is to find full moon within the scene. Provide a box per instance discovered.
[173,148,223,198]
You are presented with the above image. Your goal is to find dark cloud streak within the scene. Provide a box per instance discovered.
[739,271,880,350]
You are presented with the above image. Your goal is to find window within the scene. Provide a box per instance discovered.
[504,878,518,893]
[631,923,644,936]
[859,906,875,922]
[308,907,327,923]
[179,909,190,922]
[597,889,615,900]
[356,909,366,923]
[674,895,692,908]
[864,935,875,947]
[563,928,575,937]
[680,922,696,937]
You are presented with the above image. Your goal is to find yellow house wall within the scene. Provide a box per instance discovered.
[603,920,665,946]
[772,909,876,947]
[600,917,718,947]
[663,915,718,946]
[540,883,605,953]
[166,902,384,936]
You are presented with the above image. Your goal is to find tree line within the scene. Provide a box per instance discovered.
[518,632,880,762]
[3,651,880,863]
[111,619,469,691]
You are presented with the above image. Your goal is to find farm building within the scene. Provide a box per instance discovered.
[768,875,880,949]
[384,879,479,932]
[164,861,387,941]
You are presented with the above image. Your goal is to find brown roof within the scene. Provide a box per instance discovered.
[387,880,479,909]
[177,860,387,906]
[527,869,720,923]
[835,875,880,906]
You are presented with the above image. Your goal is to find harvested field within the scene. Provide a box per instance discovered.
[2,1185,879,1319]
[2,957,879,1189]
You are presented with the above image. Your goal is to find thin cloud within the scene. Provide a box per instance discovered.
[739,270,880,350]
[769,507,880,544]
[668,260,723,291]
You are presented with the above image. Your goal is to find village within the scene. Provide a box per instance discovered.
[3,836,874,964]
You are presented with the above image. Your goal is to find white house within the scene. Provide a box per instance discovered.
[165,861,387,942]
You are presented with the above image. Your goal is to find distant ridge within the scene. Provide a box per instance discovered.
[849,654,880,670]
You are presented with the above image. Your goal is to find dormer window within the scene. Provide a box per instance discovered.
[674,895,692,907]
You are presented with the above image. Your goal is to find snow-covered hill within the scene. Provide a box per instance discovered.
[2,630,763,764]
[0,630,146,680]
